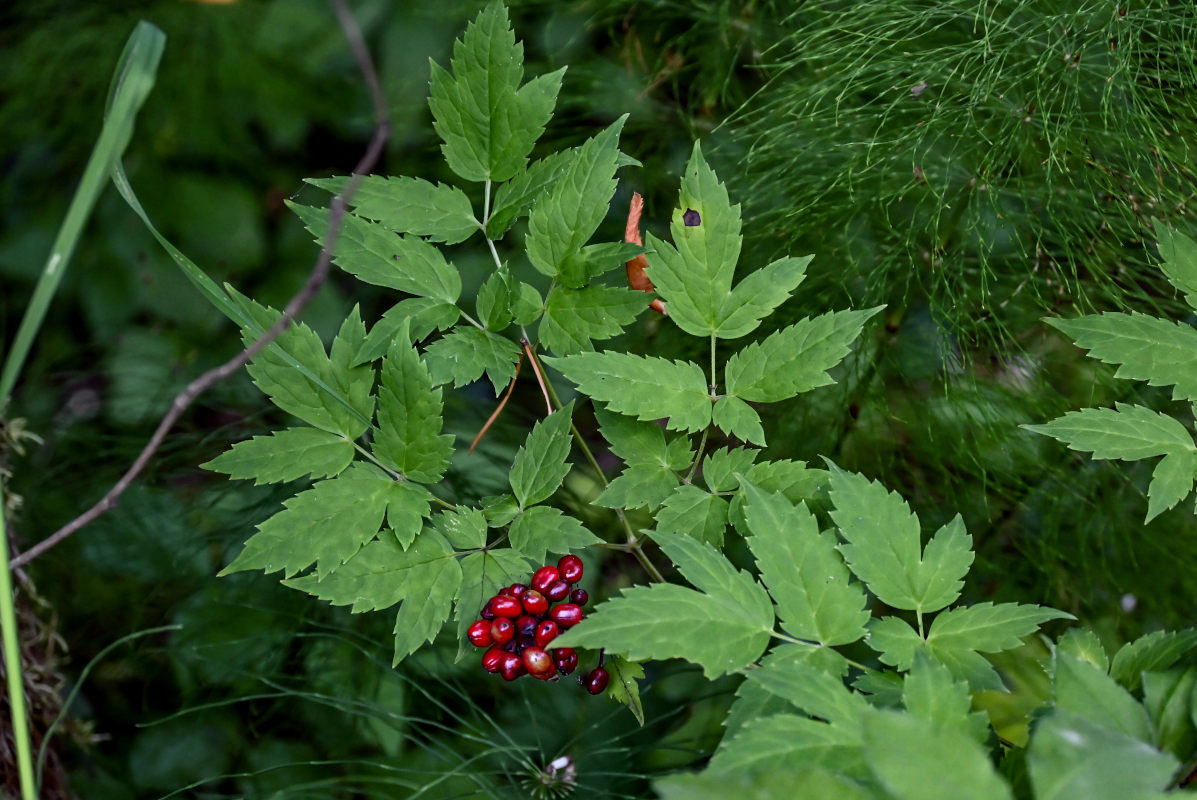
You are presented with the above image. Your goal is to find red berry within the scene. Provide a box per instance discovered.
[490,594,522,618]
[531,566,560,594]
[569,588,589,606]
[515,614,538,638]
[552,647,578,675]
[550,603,583,627]
[468,620,494,647]
[558,555,584,584]
[508,583,529,597]
[545,580,571,602]
[522,646,554,676]
[583,667,610,694]
[480,601,496,620]
[535,619,560,648]
[522,590,549,616]
[481,647,506,673]
[499,652,524,681]
[490,617,515,645]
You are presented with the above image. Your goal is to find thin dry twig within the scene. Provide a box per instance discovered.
[11,0,390,570]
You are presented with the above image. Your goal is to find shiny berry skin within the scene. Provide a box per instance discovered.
[545,579,571,602]
[531,566,560,594]
[508,583,529,598]
[550,603,583,627]
[499,652,524,681]
[480,601,496,621]
[516,614,538,638]
[490,594,522,618]
[552,647,578,675]
[583,667,610,694]
[569,588,589,606]
[468,620,494,647]
[522,590,549,616]
[535,619,560,648]
[522,646,554,676]
[490,617,515,645]
[481,647,506,673]
[558,555,584,584]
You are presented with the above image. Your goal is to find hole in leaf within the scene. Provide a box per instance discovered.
[683,208,701,226]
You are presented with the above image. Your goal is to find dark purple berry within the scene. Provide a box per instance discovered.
[545,580,571,602]
[499,652,524,681]
[583,667,610,694]
[508,583,529,597]
[558,555,584,584]
[516,614,538,638]
[480,601,496,620]
[552,648,578,675]
[569,588,589,606]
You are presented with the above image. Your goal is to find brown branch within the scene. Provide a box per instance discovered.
[11,0,390,570]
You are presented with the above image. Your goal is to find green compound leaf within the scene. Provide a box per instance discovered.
[594,403,670,465]
[741,482,869,647]
[476,269,514,331]
[746,654,869,727]
[1143,667,1197,759]
[289,203,461,304]
[1048,312,1197,403]
[655,485,730,547]
[553,531,774,678]
[707,714,865,777]
[306,175,479,244]
[526,116,628,285]
[722,644,849,739]
[712,255,813,339]
[432,507,488,550]
[487,149,574,239]
[1028,711,1178,800]
[701,446,758,493]
[1057,628,1111,673]
[386,482,434,549]
[508,505,599,564]
[423,326,521,396]
[1110,629,1197,693]
[373,338,454,484]
[233,294,374,438]
[827,465,974,615]
[539,284,649,356]
[595,464,680,511]
[1155,225,1197,312]
[903,651,989,743]
[202,427,354,485]
[428,0,563,183]
[220,463,415,579]
[605,656,647,726]
[1025,403,1194,460]
[548,351,712,433]
[712,394,765,446]
[927,603,1073,690]
[354,298,460,365]
[1146,449,1197,521]
[1054,652,1152,742]
[509,402,574,509]
[862,710,1013,800]
[655,768,872,800]
[725,308,883,403]
[391,547,462,664]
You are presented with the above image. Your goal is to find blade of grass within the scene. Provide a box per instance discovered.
[0,475,34,800]
[0,21,165,416]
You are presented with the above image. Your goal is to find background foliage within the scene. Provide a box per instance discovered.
[2,0,1195,796]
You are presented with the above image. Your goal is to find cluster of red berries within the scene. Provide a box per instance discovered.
[467,554,608,693]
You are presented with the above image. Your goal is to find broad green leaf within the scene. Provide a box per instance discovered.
[862,710,1012,800]
[1028,711,1178,800]
[549,351,712,433]
[741,483,869,646]
[729,460,828,531]
[1146,449,1197,522]
[606,656,646,726]
[866,617,923,670]
[487,149,574,238]
[712,395,766,446]
[828,466,973,614]
[538,284,648,356]
[656,768,873,800]
[221,463,410,579]
[428,0,563,182]
[373,338,454,484]
[595,464,679,510]
[567,242,648,285]
[723,645,850,737]
[202,427,354,485]
[715,254,813,339]
[903,651,988,743]
[509,402,574,508]
[702,446,759,493]
[1142,667,1197,758]
[354,297,459,365]
[707,714,864,777]
[391,548,462,664]
[1054,652,1152,742]
[508,506,599,564]
[424,326,521,396]
[385,481,433,549]
[431,507,488,550]
[553,532,773,678]
[1155,225,1197,312]
[234,294,374,437]
[284,528,455,612]
[479,493,521,527]
[1056,628,1110,673]
[510,281,544,325]
[1110,629,1197,693]
[655,485,730,547]
[746,656,869,726]
[476,269,514,331]
[289,203,461,304]
[454,547,534,660]
[525,117,627,284]
[852,670,907,708]
[642,142,743,338]
[1048,312,1197,403]
[594,404,671,466]
[725,308,883,402]
[926,603,1074,690]
[306,175,479,244]
[1024,403,1194,461]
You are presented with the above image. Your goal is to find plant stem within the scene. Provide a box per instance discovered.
[0,475,36,800]
[769,630,874,673]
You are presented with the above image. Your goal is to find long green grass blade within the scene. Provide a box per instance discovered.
[0,474,35,800]
[0,21,165,415]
